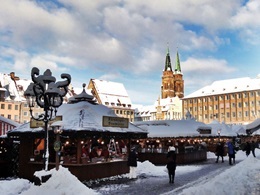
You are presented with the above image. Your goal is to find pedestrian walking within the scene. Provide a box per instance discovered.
[127,147,138,179]
[215,142,224,163]
[245,142,251,156]
[251,141,256,158]
[227,140,235,165]
[166,146,177,184]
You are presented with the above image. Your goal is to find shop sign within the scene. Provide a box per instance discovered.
[102,116,129,128]
[199,129,211,134]
[54,141,61,152]
[30,115,63,128]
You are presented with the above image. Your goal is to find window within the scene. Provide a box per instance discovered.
[1,104,4,109]
[8,115,11,119]
[232,112,236,117]
[237,94,241,99]
[214,96,218,101]
[250,92,254,97]
[14,115,18,121]
[226,95,229,100]
[23,111,28,116]
[244,102,248,107]
[8,104,12,110]
[15,105,19,110]
[244,93,247,98]
[24,103,28,107]
[204,106,207,110]
[238,112,242,118]
[215,105,218,110]
[226,112,230,118]
[238,102,242,108]
[204,114,208,119]
[189,99,193,103]
[232,103,236,108]
[244,111,248,117]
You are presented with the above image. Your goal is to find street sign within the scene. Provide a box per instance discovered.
[102,116,129,128]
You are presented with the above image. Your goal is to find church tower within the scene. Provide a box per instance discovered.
[161,47,184,99]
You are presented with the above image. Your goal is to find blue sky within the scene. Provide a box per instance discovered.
[0,0,259,106]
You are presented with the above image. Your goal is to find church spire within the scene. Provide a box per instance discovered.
[175,49,181,73]
[164,45,172,71]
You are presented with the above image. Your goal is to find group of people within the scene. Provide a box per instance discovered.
[215,139,258,166]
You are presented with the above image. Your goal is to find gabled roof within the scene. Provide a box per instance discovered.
[89,79,132,106]
[183,76,260,99]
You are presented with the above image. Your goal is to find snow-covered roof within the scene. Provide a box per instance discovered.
[0,116,20,127]
[90,79,132,106]
[8,101,147,135]
[133,119,211,137]
[207,120,237,137]
[183,76,260,99]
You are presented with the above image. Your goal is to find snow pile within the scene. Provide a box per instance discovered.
[21,166,99,195]
[178,156,260,195]
[0,179,31,195]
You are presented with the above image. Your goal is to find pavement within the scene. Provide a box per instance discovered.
[86,158,240,195]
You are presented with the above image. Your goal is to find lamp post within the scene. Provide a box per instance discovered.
[24,67,71,171]
[51,122,63,171]
[217,129,221,142]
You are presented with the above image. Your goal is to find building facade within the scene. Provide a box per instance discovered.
[182,76,260,125]
[87,79,135,122]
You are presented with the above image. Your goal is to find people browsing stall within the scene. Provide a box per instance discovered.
[215,142,224,163]
[127,147,138,179]
[227,140,235,165]
[166,146,177,184]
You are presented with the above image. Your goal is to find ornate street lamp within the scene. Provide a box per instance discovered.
[24,67,71,171]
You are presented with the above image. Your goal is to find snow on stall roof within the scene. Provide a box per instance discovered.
[207,120,237,137]
[9,101,147,134]
[183,76,260,99]
[134,119,211,137]
[245,118,260,130]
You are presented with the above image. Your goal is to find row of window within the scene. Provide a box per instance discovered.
[194,110,260,120]
[187,91,260,104]
[115,109,134,116]
[189,101,260,112]
[0,104,19,110]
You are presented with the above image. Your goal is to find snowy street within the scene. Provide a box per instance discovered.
[88,150,260,195]
[0,150,259,195]
[90,158,242,195]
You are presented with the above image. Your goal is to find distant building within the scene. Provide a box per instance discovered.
[134,47,184,121]
[87,79,135,122]
[182,76,260,125]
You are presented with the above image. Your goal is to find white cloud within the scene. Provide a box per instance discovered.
[182,57,236,73]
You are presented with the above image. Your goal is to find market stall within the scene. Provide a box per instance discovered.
[8,87,147,182]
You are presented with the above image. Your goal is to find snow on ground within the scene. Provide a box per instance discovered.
[0,149,259,195]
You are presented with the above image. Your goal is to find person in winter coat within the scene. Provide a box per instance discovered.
[166,146,177,184]
[127,147,138,179]
[245,142,251,156]
[251,141,256,157]
[215,142,225,163]
[227,140,235,165]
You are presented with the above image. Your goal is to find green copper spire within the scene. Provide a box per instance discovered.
[175,50,181,73]
[164,45,172,71]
